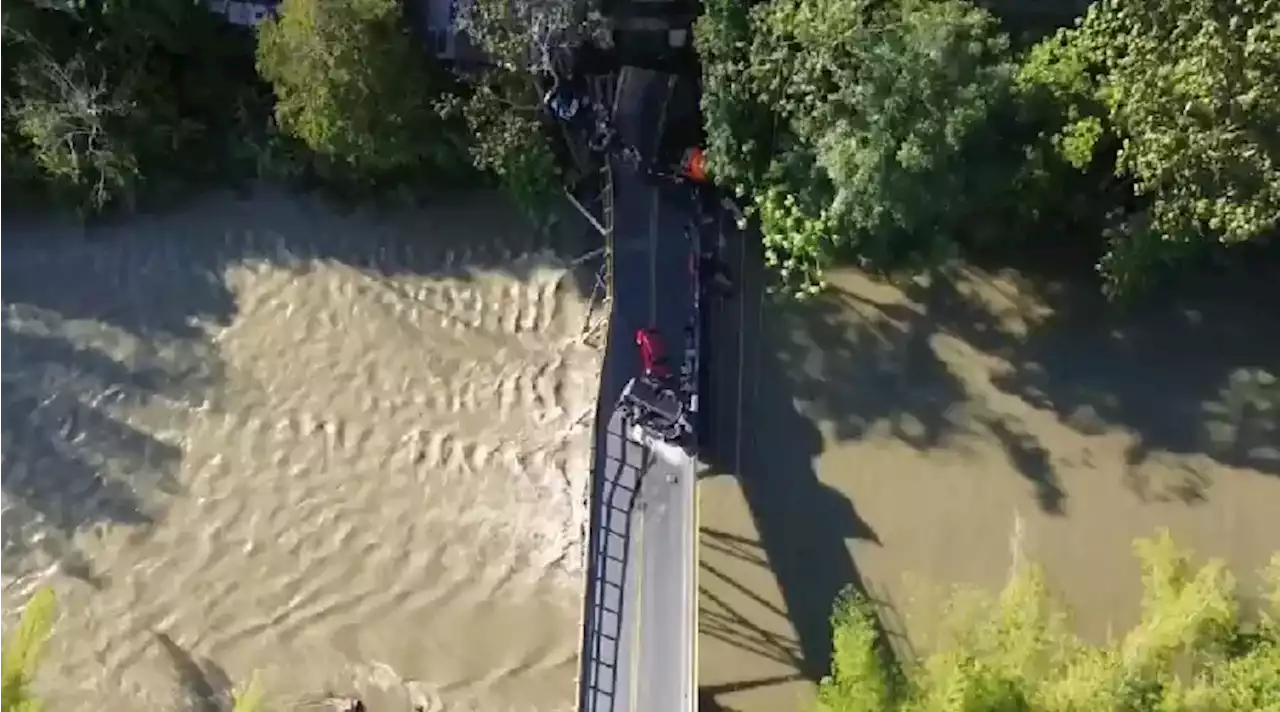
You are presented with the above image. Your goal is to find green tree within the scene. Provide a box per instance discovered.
[1017,0,1280,298]
[256,0,472,187]
[3,0,269,215]
[817,531,1280,712]
[456,0,605,73]
[696,0,780,203]
[697,0,1018,297]
[2,588,57,712]
[448,71,563,225]
[4,44,142,215]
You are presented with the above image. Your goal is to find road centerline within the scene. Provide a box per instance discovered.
[629,497,646,711]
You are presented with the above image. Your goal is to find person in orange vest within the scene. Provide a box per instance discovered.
[680,147,708,183]
[641,146,708,186]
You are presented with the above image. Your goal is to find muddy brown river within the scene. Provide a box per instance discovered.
[697,265,1280,712]
[5,188,1278,712]
[2,188,605,712]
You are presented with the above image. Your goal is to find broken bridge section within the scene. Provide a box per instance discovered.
[574,67,701,712]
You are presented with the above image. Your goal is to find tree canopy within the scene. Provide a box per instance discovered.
[256,0,472,182]
[3,0,567,219]
[1017,0,1280,297]
[817,531,1280,712]
[697,0,1280,299]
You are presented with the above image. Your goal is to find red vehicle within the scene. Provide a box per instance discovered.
[636,327,670,379]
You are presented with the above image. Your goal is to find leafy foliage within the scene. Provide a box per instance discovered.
[696,0,776,192]
[441,70,563,225]
[2,0,270,214]
[3,0,570,229]
[700,0,1279,300]
[1017,0,1280,298]
[457,0,607,72]
[256,0,472,187]
[698,0,1018,296]
[1087,0,1280,246]
[817,531,1280,712]
[4,44,142,215]
[1,588,57,712]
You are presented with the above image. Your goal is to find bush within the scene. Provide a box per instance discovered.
[2,0,270,215]
[817,531,1280,712]
[700,0,1279,300]
[1,587,56,712]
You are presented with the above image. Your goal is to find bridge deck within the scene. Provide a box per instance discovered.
[576,67,701,712]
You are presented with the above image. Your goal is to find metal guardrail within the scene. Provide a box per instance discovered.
[573,70,619,712]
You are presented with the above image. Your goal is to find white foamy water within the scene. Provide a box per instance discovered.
[1,188,604,712]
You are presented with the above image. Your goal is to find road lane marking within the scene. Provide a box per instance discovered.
[753,252,764,406]
[629,499,646,712]
[650,190,660,323]
[649,77,674,325]
[685,458,698,711]
[734,214,747,475]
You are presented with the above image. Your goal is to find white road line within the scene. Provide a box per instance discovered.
[629,507,645,711]
[734,217,747,475]
[649,77,675,324]
[752,243,764,406]
[683,457,697,711]
[650,191,660,324]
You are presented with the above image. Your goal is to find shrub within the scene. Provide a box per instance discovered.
[817,531,1280,712]
[2,587,56,712]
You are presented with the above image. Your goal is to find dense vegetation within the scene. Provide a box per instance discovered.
[816,531,1280,712]
[697,0,1280,299]
[3,0,1276,295]
[1,0,565,220]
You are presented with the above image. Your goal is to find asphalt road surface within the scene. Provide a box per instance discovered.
[576,67,699,712]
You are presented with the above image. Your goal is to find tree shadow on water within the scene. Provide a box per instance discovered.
[762,257,1279,513]
[924,259,1280,503]
[768,274,983,452]
[750,267,1069,512]
[0,234,239,592]
[2,226,235,585]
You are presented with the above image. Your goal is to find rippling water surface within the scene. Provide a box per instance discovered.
[2,188,605,712]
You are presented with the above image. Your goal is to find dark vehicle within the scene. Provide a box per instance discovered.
[621,327,688,443]
[618,374,687,443]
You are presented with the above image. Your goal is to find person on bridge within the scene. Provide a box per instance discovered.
[636,327,671,380]
[542,75,594,137]
[701,250,734,297]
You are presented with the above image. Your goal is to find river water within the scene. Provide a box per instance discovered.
[2,188,606,712]
[697,264,1280,712]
